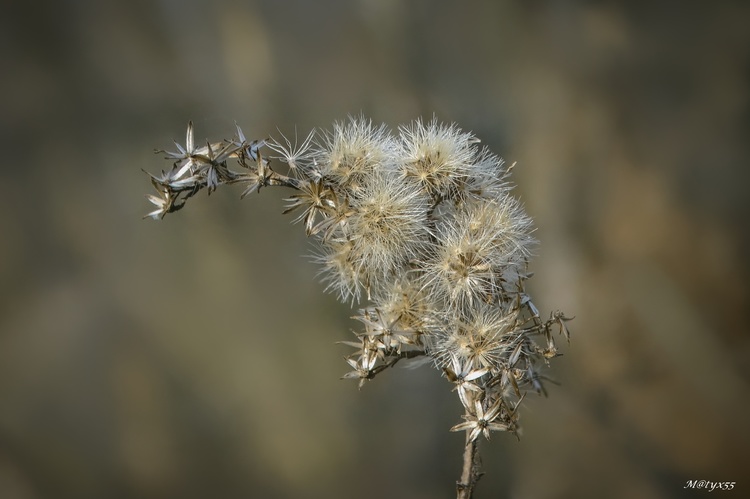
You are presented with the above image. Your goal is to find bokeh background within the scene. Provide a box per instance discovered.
[1,1,748,498]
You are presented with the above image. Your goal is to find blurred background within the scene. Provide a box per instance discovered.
[1,1,748,498]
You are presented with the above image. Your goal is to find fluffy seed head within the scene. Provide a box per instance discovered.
[338,173,431,298]
[398,117,479,199]
[316,116,393,193]
[463,147,513,201]
[419,221,496,311]
[316,238,364,303]
[458,196,535,268]
[371,277,433,335]
[429,303,518,371]
[418,196,534,312]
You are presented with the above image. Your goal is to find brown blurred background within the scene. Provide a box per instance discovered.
[1,1,749,498]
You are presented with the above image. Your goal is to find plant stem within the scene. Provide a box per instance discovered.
[456,423,482,499]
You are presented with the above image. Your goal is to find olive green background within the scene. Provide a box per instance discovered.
[1,1,748,498]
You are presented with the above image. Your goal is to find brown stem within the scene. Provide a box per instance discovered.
[456,426,482,499]
[265,169,304,190]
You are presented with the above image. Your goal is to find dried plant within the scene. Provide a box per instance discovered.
[144,116,571,498]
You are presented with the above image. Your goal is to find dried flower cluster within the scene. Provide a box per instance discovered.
[145,116,570,497]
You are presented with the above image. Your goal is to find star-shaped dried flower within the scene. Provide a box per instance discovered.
[143,191,173,220]
[283,179,336,236]
[443,356,488,409]
[158,121,199,180]
[450,398,509,442]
